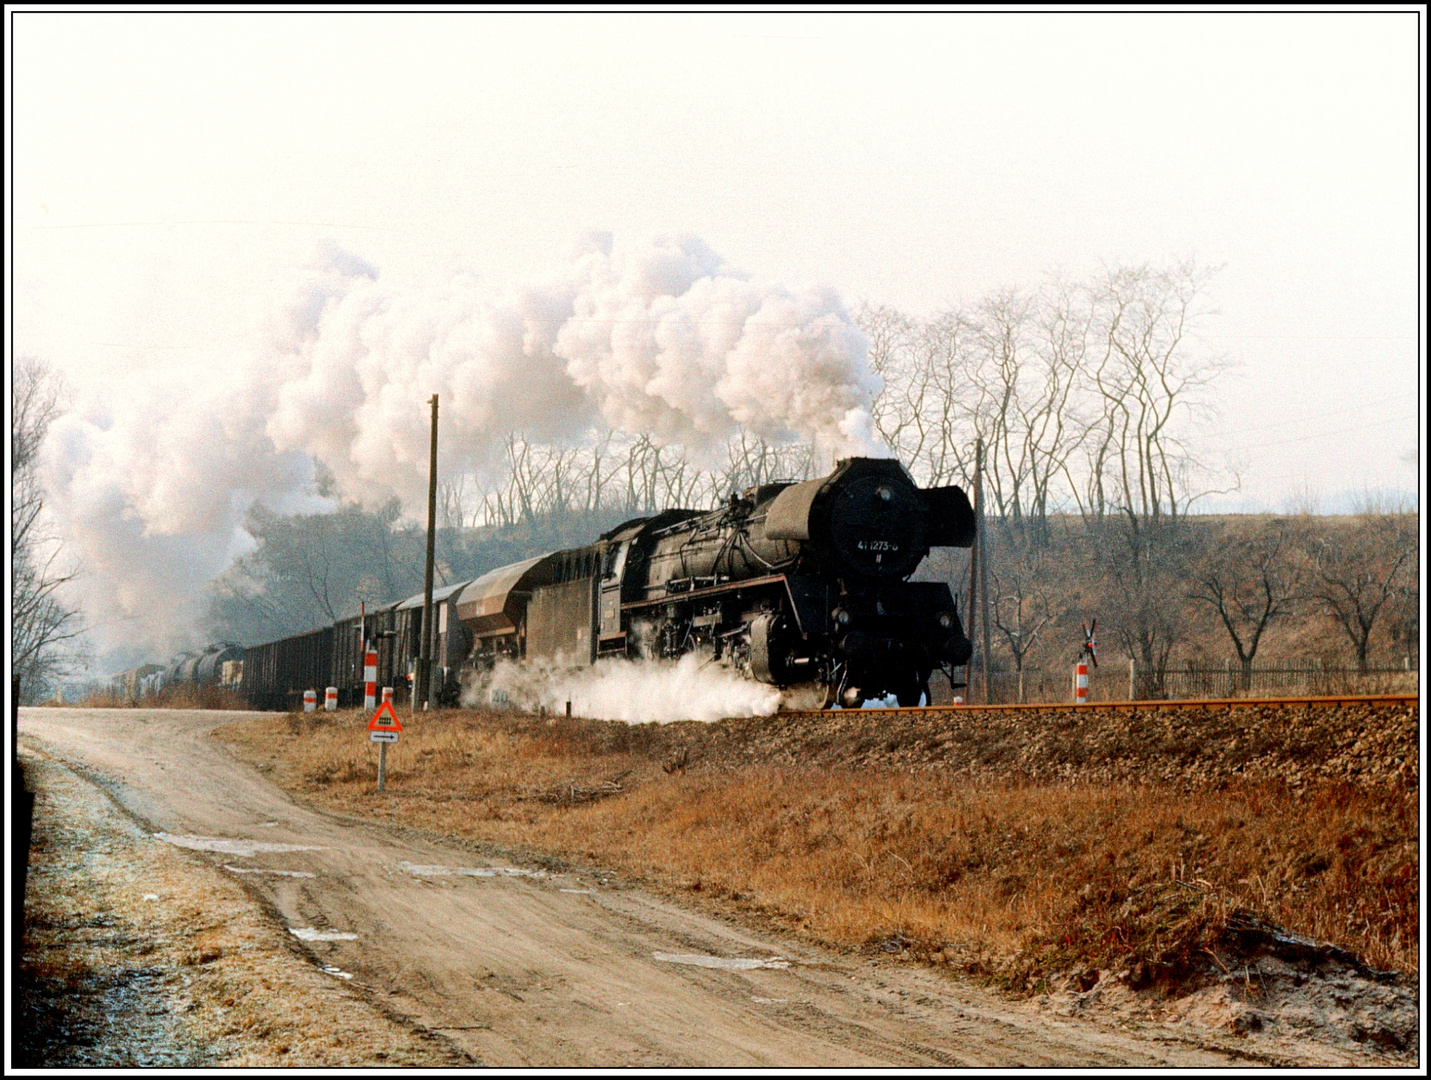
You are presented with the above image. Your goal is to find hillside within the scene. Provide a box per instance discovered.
[915,511,1418,693]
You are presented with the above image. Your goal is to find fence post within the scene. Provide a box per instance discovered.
[1128,658,1136,701]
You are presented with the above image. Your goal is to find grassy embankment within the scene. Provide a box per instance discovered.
[215,705,1418,994]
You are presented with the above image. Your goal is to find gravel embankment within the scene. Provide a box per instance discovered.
[495,698,1418,789]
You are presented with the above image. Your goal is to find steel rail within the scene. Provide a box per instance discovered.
[808,693,1419,716]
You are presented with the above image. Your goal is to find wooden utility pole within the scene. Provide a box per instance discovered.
[979,484,993,705]
[966,439,983,703]
[417,394,439,711]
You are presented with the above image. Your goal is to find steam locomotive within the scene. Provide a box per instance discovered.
[238,456,977,711]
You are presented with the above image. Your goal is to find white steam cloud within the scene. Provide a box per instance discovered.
[470,655,781,724]
[40,234,885,669]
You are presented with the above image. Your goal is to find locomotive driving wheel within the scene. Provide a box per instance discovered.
[778,681,837,711]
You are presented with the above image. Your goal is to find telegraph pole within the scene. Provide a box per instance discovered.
[966,438,983,703]
[979,477,993,704]
[417,394,439,711]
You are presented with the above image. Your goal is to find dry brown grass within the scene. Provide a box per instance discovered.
[217,708,1419,995]
[69,684,250,710]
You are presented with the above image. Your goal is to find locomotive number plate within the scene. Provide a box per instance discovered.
[856,540,899,552]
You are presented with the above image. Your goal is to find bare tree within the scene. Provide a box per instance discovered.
[717,428,815,497]
[1185,519,1302,687]
[207,498,424,642]
[986,521,1061,699]
[439,473,475,530]
[1090,515,1192,697]
[12,357,86,702]
[1022,277,1091,539]
[859,301,923,463]
[1308,513,1415,673]
[858,302,973,489]
[966,288,1036,523]
[1078,260,1227,531]
[1384,567,1419,669]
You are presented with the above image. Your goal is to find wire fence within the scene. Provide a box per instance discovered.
[934,663,1420,705]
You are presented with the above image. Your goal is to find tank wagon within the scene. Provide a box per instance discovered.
[239,456,976,711]
[109,643,243,702]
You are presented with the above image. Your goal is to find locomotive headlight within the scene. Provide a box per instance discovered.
[877,485,893,502]
[833,608,851,626]
[938,613,953,629]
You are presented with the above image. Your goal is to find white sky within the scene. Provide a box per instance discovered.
[10,8,1426,512]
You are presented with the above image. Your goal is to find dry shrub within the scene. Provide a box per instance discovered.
[216,709,1418,994]
[72,684,249,710]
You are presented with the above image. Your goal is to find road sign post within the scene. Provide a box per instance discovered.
[367,701,404,792]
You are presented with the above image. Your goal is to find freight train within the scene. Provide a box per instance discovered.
[109,642,245,702]
[237,456,977,711]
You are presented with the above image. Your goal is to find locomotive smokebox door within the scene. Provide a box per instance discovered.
[823,465,928,580]
[767,457,938,581]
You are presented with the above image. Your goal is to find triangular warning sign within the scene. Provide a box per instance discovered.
[367,701,405,732]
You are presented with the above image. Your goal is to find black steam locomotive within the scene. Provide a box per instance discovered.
[238,456,976,711]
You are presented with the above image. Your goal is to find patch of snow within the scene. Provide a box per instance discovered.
[223,864,316,879]
[289,927,358,942]
[320,965,354,979]
[142,893,158,901]
[653,952,790,970]
[154,833,325,858]
[397,861,544,879]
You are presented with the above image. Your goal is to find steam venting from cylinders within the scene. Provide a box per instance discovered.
[469,654,782,724]
[40,234,887,668]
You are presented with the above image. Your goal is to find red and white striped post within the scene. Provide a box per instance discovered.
[303,689,317,713]
[381,687,393,705]
[1074,662,1089,703]
[325,686,337,711]
[364,646,378,710]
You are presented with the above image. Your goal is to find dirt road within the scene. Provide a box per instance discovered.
[16,707,1370,1067]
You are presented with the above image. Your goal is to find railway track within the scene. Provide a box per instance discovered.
[819,693,1419,716]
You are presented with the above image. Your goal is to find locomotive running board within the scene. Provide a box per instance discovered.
[622,574,790,612]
